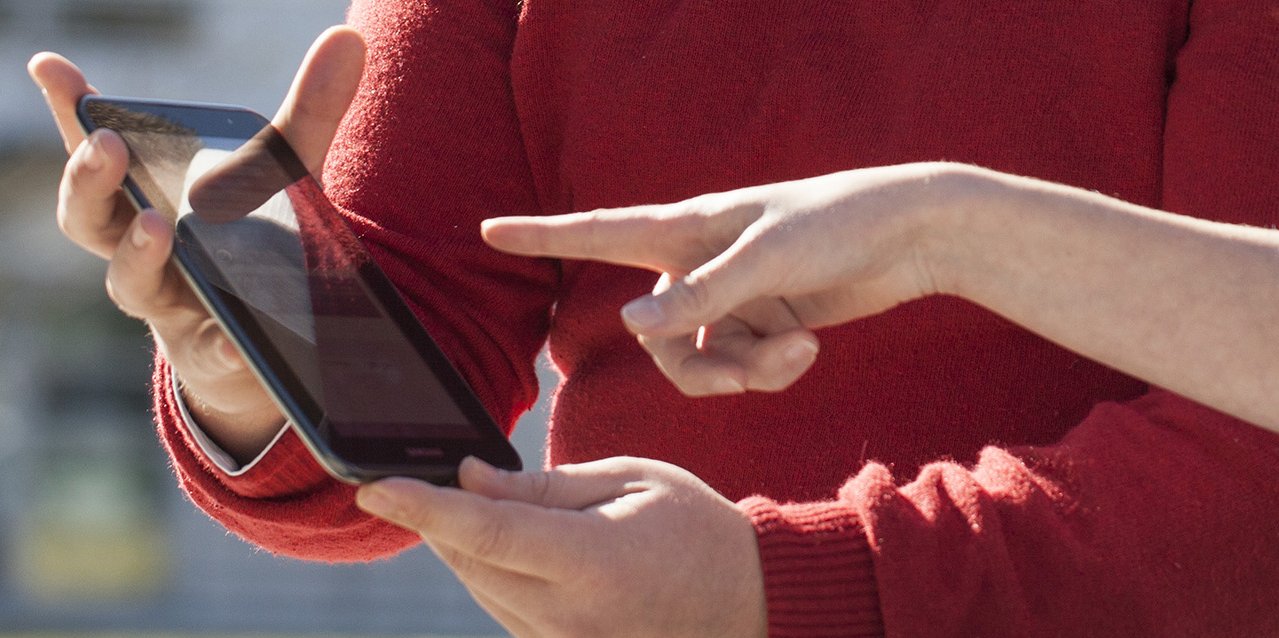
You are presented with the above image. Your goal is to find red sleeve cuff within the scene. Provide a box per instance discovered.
[153,353,419,561]
[740,496,884,637]
[155,354,333,499]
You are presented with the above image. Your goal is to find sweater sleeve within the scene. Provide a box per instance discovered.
[153,0,556,562]
[742,393,1279,637]
[741,3,1279,635]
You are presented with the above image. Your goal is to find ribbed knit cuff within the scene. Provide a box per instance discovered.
[154,352,332,500]
[740,496,884,637]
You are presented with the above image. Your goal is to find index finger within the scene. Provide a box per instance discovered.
[482,200,757,275]
[481,208,676,271]
[27,52,99,155]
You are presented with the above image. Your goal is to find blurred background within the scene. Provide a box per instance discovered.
[0,1,552,636]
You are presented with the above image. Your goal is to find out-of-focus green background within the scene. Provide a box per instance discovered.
[0,2,551,636]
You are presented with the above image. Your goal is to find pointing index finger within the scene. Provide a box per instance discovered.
[483,197,759,276]
[480,207,676,272]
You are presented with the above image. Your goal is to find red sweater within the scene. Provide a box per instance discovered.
[154,1,1279,635]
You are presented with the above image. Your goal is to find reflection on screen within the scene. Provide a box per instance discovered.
[114,123,475,440]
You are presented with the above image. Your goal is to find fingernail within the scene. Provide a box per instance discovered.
[712,376,746,394]
[131,216,151,249]
[783,340,819,366]
[621,297,665,331]
[83,133,105,172]
[355,483,397,517]
[460,456,500,483]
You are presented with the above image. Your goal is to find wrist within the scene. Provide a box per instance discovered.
[176,379,285,464]
[912,162,1015,299]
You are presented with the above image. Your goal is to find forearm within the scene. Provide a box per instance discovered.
[935,165,1279,430]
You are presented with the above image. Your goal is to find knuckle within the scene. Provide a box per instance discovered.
[104,271,144,320]
[469,516,514,562]
[672,277,714,317]
[522,470,556,505]
[432,542,477,575]
[647,350,688,388]
[679,192,724,220]
[394,498,438,533]
[59,192,124,258]
[56,176,85,237]
[107,260,163,316]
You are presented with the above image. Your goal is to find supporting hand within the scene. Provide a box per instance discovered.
[356,457,768,638]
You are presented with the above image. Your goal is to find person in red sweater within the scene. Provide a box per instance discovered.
[29,0,1279,634]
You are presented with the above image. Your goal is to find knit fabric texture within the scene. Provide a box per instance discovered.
[151,1,1279,635]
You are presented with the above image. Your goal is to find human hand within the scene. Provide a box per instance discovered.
[27,27,366,462]
[483,163,964,396]
[355,457,768,638]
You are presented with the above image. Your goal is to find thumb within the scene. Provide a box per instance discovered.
[458,457,642,511]
[621,236,776,336]
[272,25,366,178]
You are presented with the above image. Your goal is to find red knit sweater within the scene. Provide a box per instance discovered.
[154,1,1279,635]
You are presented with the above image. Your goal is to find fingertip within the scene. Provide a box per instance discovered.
[355,477,431,521]
[104,209,176,319]
[272,26,366,177]
[75,129,128,174]
[92,126,127,149]
[128,215,151,250]
[132,209,172,253]
[308,25,367,85]
[478,217,506,245]
[634,276,739,338]
[27,51,71,84]
[27,51,87,95]
[621,289,713,337]
[458,455,502,491]
[478,217,538,253]
[781,335,819,368]
[620,296,667,332]
[355,481,397,517]
[27,51,57,82]
[78,132,105,173]
[742,329,819,393]
[318,24,367,56]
